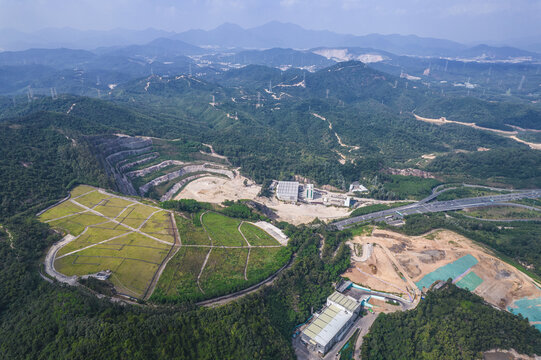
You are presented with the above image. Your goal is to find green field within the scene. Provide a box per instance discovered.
[151,213,291,303]
[202,212,245,246]
[40,185,175,299]
[246,247,291,282]
[151,247,209,302]
[436,187,508,201]
[176,215,210,245]
[461,206,541,220]
[240,222,280,246]
[200,248,249,297]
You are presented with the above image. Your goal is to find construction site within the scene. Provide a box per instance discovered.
[342,227,541,324]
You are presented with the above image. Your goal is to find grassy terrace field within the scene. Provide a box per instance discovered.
[151,212,290,303]
[41,190,289,302]
[39,185,174,299]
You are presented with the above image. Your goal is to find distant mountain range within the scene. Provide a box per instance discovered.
[1,22,539,61]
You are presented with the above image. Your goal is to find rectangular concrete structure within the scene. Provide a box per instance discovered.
[276,181,299,202]
[300,291,362,354]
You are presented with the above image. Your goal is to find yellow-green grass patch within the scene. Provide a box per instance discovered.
[176,215,210,245]
[152,247,209,301]
[246,247,291,283]
[202,212,245,246]
[93,197,135,218]
[57,224,130,256]
[115,232,172,250]
[72,237,169,264]
[75,191,110,209]
[140,211,174,242]
[241,222,280,246]
[39,201,86,222]
[55,254,124,277]
[70,185,96,197]
[110,259,159,298]
[48,213,107,236]
[118,203,158,229]
[200,248,248,296]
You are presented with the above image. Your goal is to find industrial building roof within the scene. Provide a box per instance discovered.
[302,304,353,348]
[276,181,299,196]
[328,291,361,313]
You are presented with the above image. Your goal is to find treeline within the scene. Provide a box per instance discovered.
[160,198,266,221]
[427,148,541,188]
[362,283,541,359]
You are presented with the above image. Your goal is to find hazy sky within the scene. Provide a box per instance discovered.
[1,0,540,43]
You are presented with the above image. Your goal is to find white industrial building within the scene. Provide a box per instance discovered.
[300,291,362,354]
[276,181,300,202]
[349,182,368,194]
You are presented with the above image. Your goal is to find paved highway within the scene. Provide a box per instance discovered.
[334,189,541,230]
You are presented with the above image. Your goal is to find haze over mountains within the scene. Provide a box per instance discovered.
[1,21,540,60]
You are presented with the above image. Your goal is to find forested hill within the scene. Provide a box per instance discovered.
[1,58,540,195]
[0,112,110,219]
[362,283,541,359]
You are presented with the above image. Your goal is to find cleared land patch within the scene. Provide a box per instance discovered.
[341,228,541,328]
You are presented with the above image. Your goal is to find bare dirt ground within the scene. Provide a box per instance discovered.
[175,175,353,224]
[174,174,261,203]
[260,197,352,225]
[483,349,539,360]
[342,228,541,310]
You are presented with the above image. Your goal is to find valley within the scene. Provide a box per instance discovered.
[0,17,541,360]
